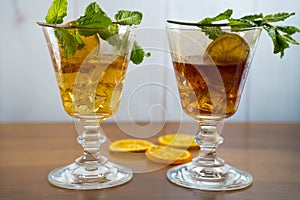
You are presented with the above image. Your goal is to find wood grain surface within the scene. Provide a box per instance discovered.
[0,122,299,200]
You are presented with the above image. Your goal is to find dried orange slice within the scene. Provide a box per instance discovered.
[158,134,199,150]
[146,145,192,165]
[205,33,250,65]
[109,139,153,152]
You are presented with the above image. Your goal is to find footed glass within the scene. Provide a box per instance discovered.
[166,23,261,191]
[39,23,136,190]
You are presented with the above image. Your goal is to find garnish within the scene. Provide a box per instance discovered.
[146,145,192,165]
[109,139,153,152]
[44,0,150,64]
[168,9,300,58]
[204,33,250,65]
[115,10,143,25]
[45,0,67,24]
[130,41,151,65]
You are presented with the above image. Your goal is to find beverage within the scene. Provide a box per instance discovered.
[50,34,129,119]
[173,60,247,119]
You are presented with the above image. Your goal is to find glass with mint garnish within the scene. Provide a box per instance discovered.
[166,9,299,191]
[37,0,147,190]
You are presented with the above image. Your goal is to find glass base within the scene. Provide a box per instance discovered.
[48,161,133,190]
[167,162,252,191]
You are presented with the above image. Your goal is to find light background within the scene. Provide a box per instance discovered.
[0,0,299,123]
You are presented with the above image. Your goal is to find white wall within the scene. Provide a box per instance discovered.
[0,0,299,123]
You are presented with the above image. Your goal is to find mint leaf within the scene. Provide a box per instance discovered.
[98,24,119,40]
[115,10,143,25]
[76,2,113,38]
[44,1,149,63]
[54,28,78,58]
[199,9,233,24]
[264,26,290,58]
[228,13,263,28]
[74,31,85,50]
[241,13,263,21]
[198,9,232,40]
[262,12,295,23]
[169,10,299,58]
[76,14,112,30]
[45,0,67,24]
[198,10,299,58]
[76,2,112,29]
[228,18,255,28]
[203,27,225,40]
[282,33,299,45]
[130,41,150,65]
[84,2,107,16]
[277,26,300,35]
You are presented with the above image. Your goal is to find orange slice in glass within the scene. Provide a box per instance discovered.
[109,139,153,153]
[146,145,192,165]
[205,33,250,65]
[59,20,100,70]
[158,134,199,150]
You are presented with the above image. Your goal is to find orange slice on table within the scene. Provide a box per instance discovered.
[146,145,192,165]
[109,139,154,153]
[204,33,250,65]
[158,134,199,150]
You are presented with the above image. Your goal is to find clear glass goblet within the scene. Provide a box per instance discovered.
[166,23,261,191]
[38,23,136,190]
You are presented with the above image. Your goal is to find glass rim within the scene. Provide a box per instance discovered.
[36,22,137,30]
[166,20,263,31]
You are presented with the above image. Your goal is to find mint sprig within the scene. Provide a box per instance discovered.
[229,11,299,57]
[169,9,300,58]
[44,1,149,63]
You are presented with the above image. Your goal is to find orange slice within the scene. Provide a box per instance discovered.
[109,139,153,153]
[59,20,100,66]
[146,145,192,165]
[205,33,250,65]
[158,134,199,150]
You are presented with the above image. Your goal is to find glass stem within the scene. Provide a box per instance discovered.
[76,119,107,169]
[193,120,224,167]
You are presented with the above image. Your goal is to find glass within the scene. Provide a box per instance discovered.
[166,23,261,191]
[38,23,136,190]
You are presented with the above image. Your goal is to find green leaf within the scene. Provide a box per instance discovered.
[228,18,256,28]
[76,2,112,29]
[282,34,299,45]
[76,14,112,29]
[98,24,119,41]
[170,10,299,58]
[115,10,143,25]
[130,41,148,65]
[264,26,290,58]
[241,13,263,21]
[74,31,85,50]
[45,0,67,24]
[44,1,148,63]
[54,28,78,58]
[198,9,233,39]
[199,9,233,24]
[202,27,225,40]
[262,12,295,23]
[84,2,107,16]
[277,26,300,35]
[76,2,113,37]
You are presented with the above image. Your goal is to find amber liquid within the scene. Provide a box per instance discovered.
[173,61,247,120]
[51,35,128,119]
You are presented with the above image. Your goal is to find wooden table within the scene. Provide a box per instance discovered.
[0,122,299,199]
